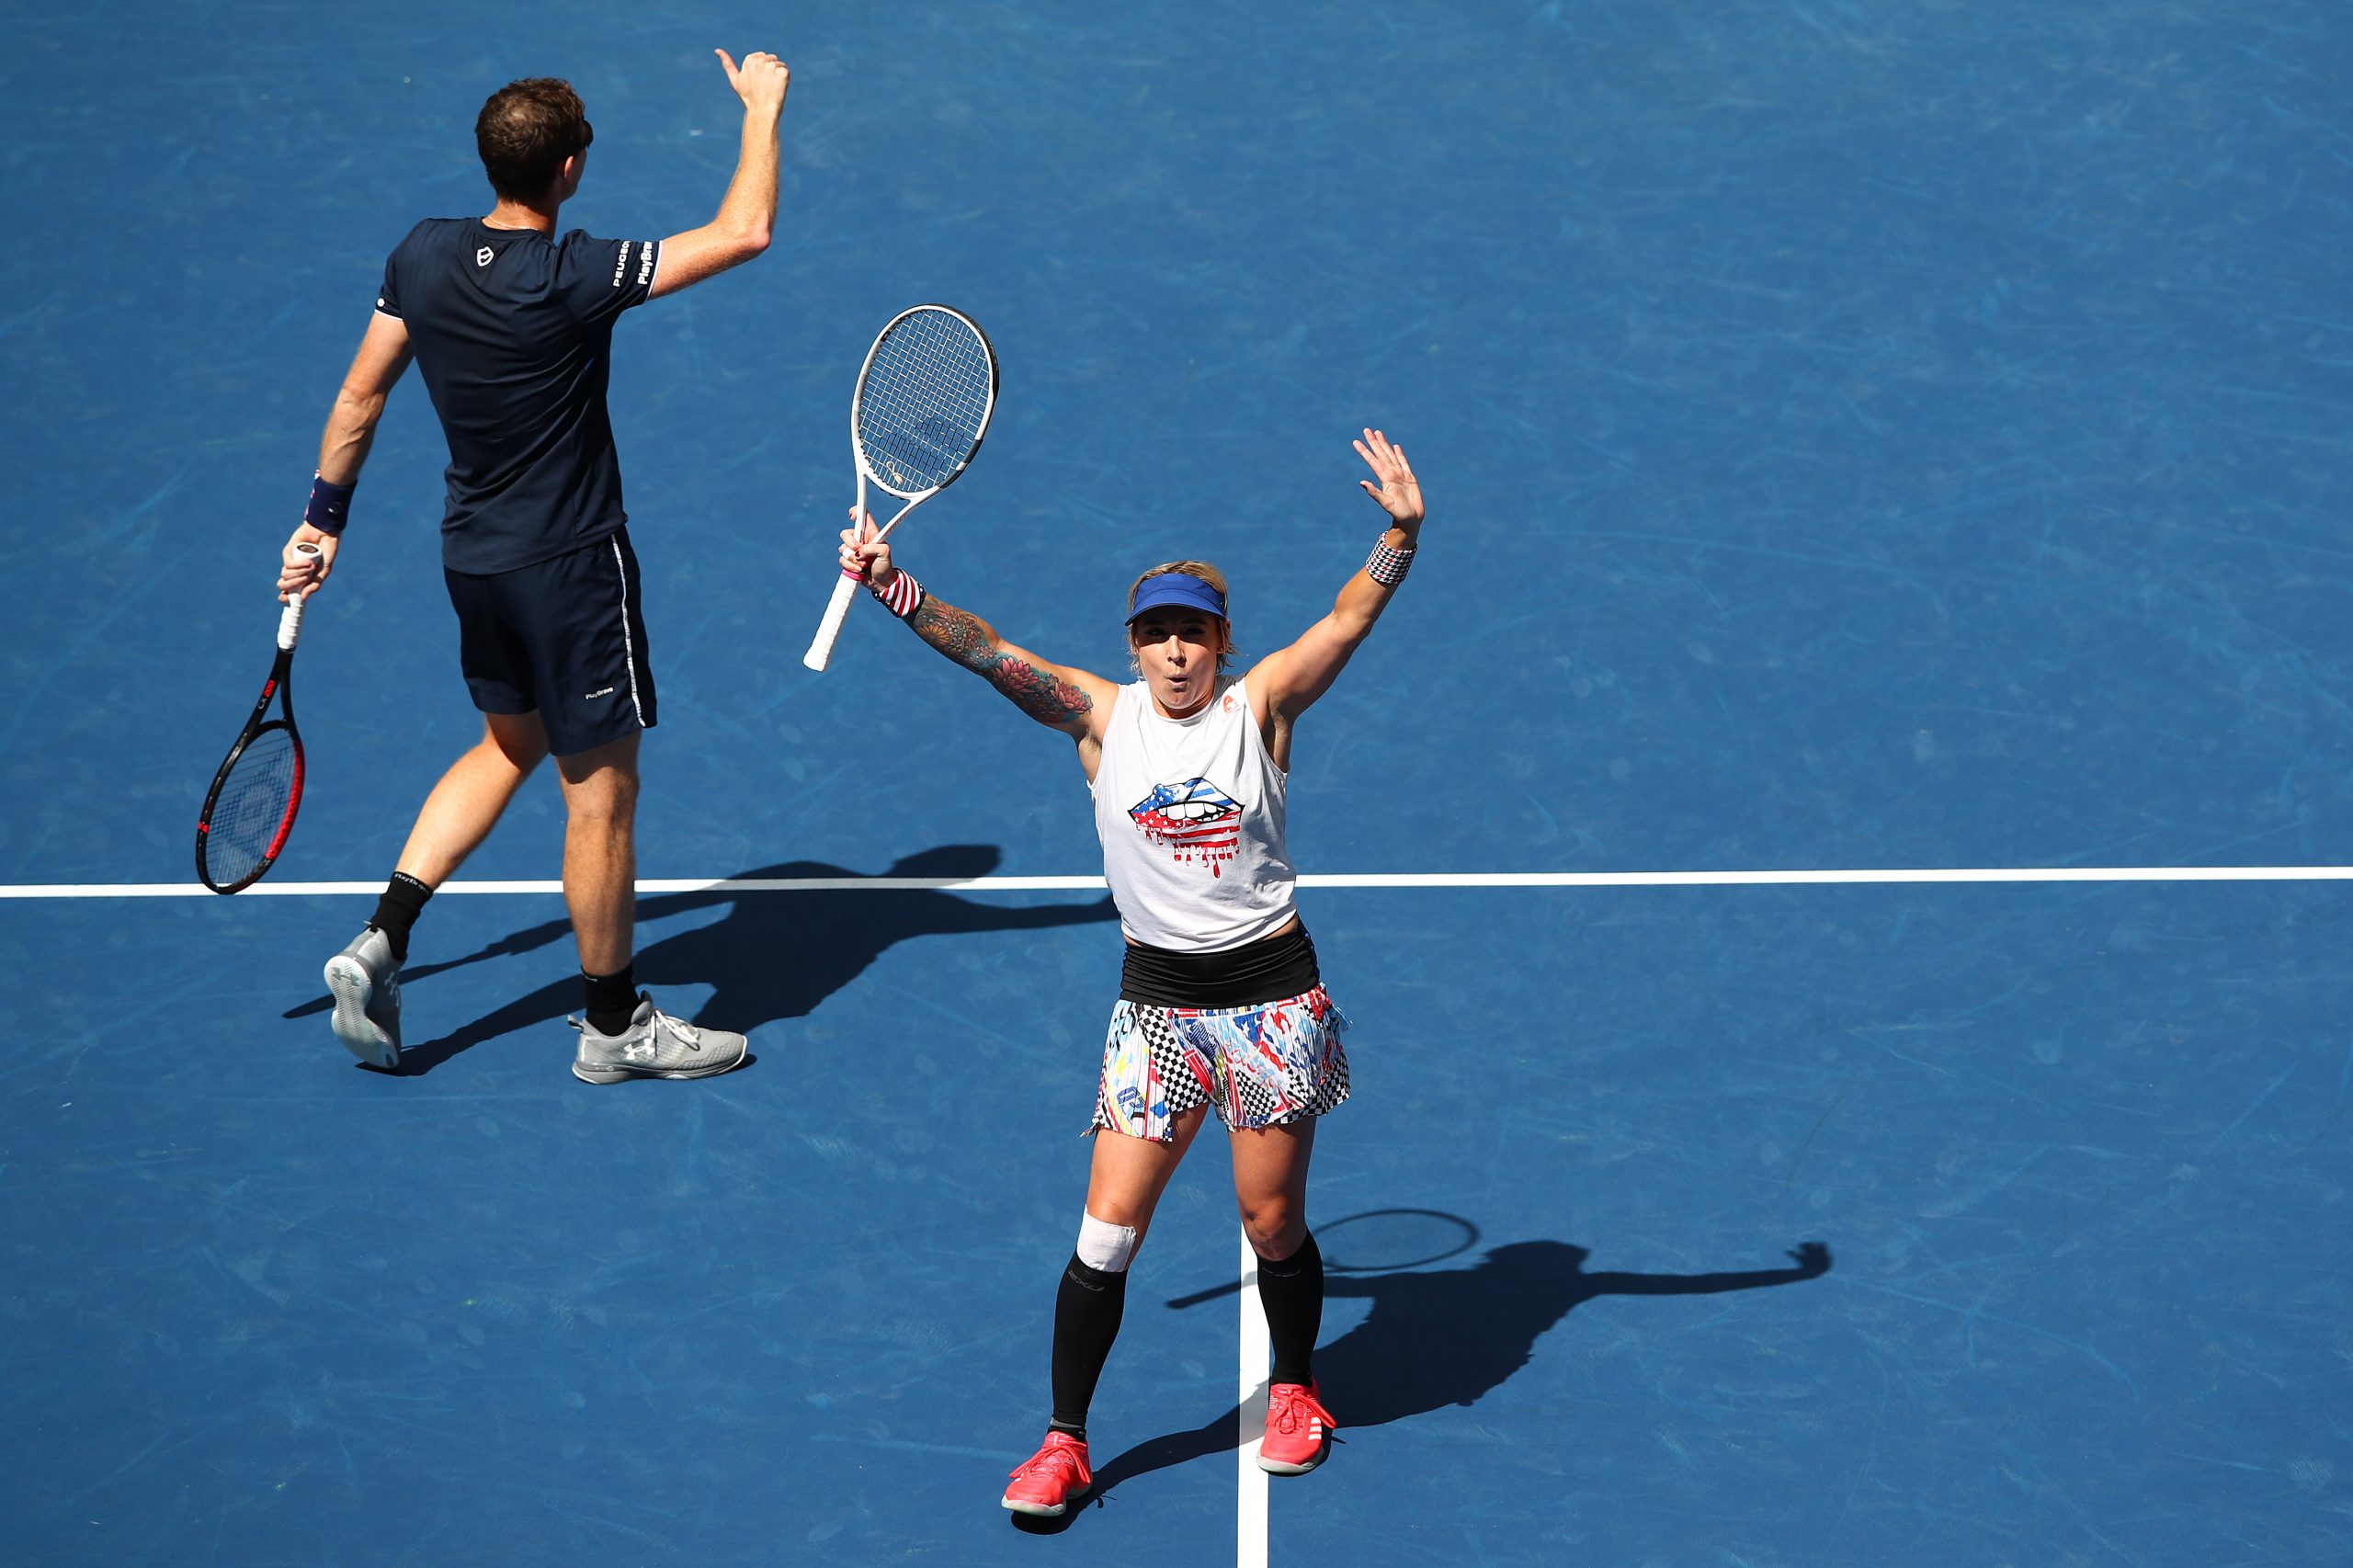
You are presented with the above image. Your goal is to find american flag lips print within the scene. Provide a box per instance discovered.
[1129,777,1244,877]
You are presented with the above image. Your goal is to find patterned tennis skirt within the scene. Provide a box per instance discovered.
[1091,986,1351,1142]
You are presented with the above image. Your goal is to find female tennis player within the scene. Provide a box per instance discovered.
[837,428,1425,1515]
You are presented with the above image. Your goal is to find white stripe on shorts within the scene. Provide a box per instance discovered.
[610,536,646,728]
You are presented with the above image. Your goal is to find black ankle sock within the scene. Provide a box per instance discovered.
[1258,1231,1324,1386]
[368,872,433,963]
[1049,1253,1129,1438]
[582,964,638,1036]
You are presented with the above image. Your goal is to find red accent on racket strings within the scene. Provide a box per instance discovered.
[267,749,307,861]
[200,728,304,890]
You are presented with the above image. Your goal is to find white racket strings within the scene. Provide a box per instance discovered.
[857,312,993,494]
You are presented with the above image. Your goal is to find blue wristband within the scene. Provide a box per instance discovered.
[304,472,355,535]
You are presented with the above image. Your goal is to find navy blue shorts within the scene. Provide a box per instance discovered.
[443,528,656,757]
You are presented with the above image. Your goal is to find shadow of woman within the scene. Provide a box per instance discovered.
[282,845,1114,1074]
[1018,1238,1830,1533]
[1316,1239,1830,1427]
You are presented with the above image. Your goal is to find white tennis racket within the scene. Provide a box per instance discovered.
[802,303,999,671]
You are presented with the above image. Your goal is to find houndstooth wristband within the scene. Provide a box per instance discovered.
[868,567,924,619]
[1365,535,1416,586]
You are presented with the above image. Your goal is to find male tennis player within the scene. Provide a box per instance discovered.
[837,429,1426,1513]
[275,53,789,1079]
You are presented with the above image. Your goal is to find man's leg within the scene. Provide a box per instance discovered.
[393,710,551,896]
[326,711,548,1068]
[555,732,742,1083]
[553,730,639,981]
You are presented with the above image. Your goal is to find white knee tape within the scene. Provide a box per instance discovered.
[1075,1212,1139,1274]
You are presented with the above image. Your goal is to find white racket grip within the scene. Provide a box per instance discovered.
[278,544,321,650]
[802,571,863,672]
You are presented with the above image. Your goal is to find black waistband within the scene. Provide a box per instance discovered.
[1119,923,1321,1009]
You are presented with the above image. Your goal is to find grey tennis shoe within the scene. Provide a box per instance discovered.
[324,926,403,1069]
[572,994,748,1084]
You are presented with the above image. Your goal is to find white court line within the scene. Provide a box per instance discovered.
[1237,1228,1269,1568]
[4,864,2351,898]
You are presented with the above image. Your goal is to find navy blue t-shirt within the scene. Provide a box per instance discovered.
[376,218,661,574]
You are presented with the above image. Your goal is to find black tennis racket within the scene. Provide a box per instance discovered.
[196,544,318,893]
[802,303,998,671]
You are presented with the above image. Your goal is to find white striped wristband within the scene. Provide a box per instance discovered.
[868,568,924,619]
[1365,535,1416,586]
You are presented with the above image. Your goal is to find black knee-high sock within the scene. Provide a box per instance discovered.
[368,872,432,963]
[582,963,638,1037]
[1049,1254,1128,1439]
[1258,1231,1324,1387]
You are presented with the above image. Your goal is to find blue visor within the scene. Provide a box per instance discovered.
[1126,573,1227,623]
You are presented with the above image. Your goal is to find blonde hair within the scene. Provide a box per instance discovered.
[1126,560,1236,672]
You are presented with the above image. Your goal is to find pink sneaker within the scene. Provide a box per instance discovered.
[1258,1381,1336,1474]
[1002,1431,1092,1516]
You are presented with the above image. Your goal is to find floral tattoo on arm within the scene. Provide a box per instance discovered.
[909,595,1095,728]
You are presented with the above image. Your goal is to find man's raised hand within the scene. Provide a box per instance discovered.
[716,49,790,119]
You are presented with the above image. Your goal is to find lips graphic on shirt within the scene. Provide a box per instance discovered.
[1130,777,1243,877]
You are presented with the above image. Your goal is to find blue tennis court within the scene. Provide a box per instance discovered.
[5,3,2350,1564]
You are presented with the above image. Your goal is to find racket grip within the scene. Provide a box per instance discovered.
[278,543,321,650]
[802,570,863,672]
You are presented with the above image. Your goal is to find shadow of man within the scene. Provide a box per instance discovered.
[284,845,1114,1074]
[1020,1238,1830,1532]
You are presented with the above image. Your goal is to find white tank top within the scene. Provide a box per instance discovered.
[1091,676,1298,951]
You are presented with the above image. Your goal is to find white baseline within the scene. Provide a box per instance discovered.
[4,866,2350,898]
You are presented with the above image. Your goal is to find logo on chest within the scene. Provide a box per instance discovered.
[1129,777,1243,878]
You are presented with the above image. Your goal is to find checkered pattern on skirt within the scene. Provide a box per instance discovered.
[1091,986,1350,1142]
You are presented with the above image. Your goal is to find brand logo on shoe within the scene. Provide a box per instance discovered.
[622,1040,657,1061]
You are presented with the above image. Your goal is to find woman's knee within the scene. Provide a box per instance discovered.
[1237,1198,1306,1258]
[1074,1210,1142,1272]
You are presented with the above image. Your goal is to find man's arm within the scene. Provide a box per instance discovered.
[278,312,413,600]
[840,514,1117,741]
[1245,428,1426,722]
[318,312,414,485]
[648,49,790,300]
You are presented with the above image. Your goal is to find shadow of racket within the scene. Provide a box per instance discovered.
[1165,1208,1481,1309]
